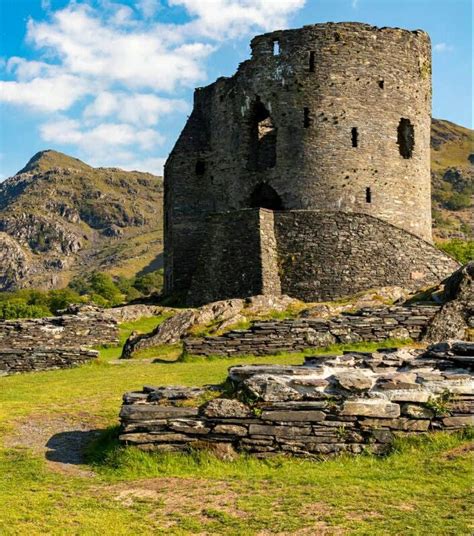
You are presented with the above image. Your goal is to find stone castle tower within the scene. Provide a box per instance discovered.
[164,22,458,305]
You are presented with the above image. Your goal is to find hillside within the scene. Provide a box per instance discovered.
[0,150,163,290]
[0,119,472,292]
[431,119,473,241]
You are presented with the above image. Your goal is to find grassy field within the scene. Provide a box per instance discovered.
[0,321,473,535]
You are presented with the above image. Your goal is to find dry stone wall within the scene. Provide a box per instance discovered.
[0,347,98,375]
[119,342,474,457]
[0,312,118,349]
[184,304,440,357]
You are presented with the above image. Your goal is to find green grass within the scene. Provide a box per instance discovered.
[0,340,472,535]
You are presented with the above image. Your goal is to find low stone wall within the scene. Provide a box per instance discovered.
[119,342,473,457]
[0,312,119,349]
[0,347,99,375]
[184,305,440,356]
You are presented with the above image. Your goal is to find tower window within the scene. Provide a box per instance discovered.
[309,51,315,72]
[351,127,358,147]
[273,39,280,56]
[195,160,205,175]
[366,187,372,203]
[248,97,277,171]
[397,118,414,159]
[378,79,384,89]
[303,107,311,128]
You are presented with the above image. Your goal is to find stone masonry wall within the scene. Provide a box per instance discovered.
[0,312,119,349]
[119,342,473,458]
[274,211,459,302]
[184,304,440,356]
[0,347,99,375]
[165,22,433,297]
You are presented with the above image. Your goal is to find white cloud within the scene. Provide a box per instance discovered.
[136,0,162,18]
[433,42,454,53]
[0,74,91,112]
[172,0,306,39]
[84,92,189,126]
[40,118,164,153]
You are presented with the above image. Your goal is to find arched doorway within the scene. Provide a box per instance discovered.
[249,183,284,210]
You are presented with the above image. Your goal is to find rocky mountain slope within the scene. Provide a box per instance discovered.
[0,118,472,291]
[431,119,473,240]
[0,150,163,290]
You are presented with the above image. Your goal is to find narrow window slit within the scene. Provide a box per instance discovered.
[304,107,311,128]
[366,187,372,203]
[309,51,315,72]
[273,39,280,56]
[351,127,358,147]
[378,79,384,89]
[195,160,205,176]
[397,118,414,159]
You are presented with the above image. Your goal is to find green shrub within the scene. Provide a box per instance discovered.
[444,193,472,211]
[437,239,474,264]
[0,299,51,319]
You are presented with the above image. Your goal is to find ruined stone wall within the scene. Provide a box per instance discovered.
[274,211,458,302]
[119,343,473,457]
[165,22,433,296]
[184,304,440,356]
[0,313,118,349]
[185,208,457,306]
[0,347,98,375]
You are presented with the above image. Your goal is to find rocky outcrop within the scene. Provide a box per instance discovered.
[425,262,474,342]
[119,342,474,457]
[121,295,299,358]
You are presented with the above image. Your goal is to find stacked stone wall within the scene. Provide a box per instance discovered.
[0,347,98,375]
[120,342,473,457]
[274,211,458,302]
[184,304,440,356]
[0,313,118,349]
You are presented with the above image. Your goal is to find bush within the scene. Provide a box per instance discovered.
[437,239,474,264]
[444,193,472,211]
[0,299,50,320]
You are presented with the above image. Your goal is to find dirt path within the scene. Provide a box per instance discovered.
[3,413,105,477]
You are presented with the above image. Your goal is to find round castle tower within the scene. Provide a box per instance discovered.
[165,23,455,303]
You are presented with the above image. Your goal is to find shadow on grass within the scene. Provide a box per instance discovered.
[46,428,107,466]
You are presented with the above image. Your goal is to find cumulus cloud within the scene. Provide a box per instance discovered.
[433,42,454,53]
[84,92,189,126]
[40,117,164,153]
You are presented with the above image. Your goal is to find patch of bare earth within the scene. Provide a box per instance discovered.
[3,412,106,477]
[441,441,474,460]
[110,477,248,528]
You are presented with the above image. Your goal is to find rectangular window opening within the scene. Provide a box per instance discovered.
[366,187,372,203]
[304,107,311,128]
[351,127,358,147]
[309,51,315,72]
[273,39,280,56]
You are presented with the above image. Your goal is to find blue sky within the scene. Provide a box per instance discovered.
[0,0,472,179]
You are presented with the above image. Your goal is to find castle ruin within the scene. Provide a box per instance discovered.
[164,22,458,305]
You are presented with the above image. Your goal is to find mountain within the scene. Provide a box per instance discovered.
[431,119,473,241]
[0,150,163,290]
[0,119,472,292]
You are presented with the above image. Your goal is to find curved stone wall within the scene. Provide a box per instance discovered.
[165,22,433,295]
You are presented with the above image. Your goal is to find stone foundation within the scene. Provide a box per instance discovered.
[119,342,473,458]
[0,347,99,375]
[184,304,440,357]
